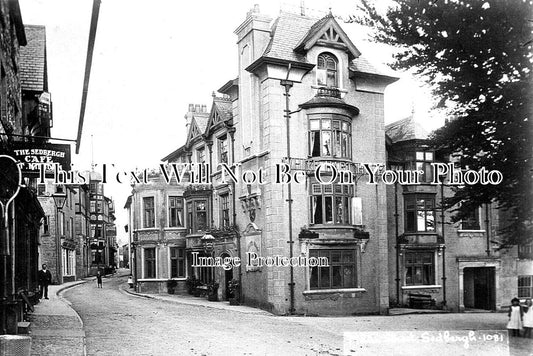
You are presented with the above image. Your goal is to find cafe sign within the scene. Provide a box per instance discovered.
[11,142,71,176]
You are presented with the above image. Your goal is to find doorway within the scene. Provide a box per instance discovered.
[220,253,233,300]
[463,267,495,310]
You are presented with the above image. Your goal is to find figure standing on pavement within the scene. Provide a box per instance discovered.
[507,297,523,337]
[522,298,533,338]
[96,271,103,288]
[38,264,52,299]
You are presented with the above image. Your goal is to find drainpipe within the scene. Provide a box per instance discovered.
[228,127,241,302]
[485,204,490,256]
[394,182,400,305]
[281,64,295,315]
[441,181,447,308]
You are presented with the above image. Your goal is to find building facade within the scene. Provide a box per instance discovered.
[128,6,531,316]
[385,116,533,312]
[88,172,117,274]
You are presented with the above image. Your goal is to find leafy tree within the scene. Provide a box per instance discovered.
[354,0,532,245]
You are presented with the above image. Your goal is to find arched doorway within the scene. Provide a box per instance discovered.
[220,253,233,300]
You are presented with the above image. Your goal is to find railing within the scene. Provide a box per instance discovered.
[316,87,341,98]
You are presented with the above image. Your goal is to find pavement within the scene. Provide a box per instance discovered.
[28,280,87,356]
[119,282,272,316]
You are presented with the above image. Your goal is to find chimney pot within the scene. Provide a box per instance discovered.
[188,104,194,112]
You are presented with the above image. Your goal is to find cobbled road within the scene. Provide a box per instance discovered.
[63,274,532,356]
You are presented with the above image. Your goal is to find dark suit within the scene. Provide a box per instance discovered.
[38,269,52,298]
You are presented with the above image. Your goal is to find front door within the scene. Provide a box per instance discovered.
[463,267,495,310]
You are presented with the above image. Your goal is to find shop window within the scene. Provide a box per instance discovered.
[317,53,338,88]
[518,275,533,298]
[309,114,351,159]
[461,208,480,230]
[405,251,434,285]
[37,184,46,195]
[220,193,230,228]
[170,247,185,278]
[310,183,352,225]
[218,135,228,164]
[143,197,155,228]
[405,194,435,232]
[310,249,356,289]
[144,248,156,279]
[168,196,184,227]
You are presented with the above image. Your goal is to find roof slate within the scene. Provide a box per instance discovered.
[20,25,46,92]
[261,12,394,78]
[193,114,209,134]
[213,98,233,122]
[385,116,429,143]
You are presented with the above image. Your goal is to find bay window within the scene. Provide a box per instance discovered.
[309,114,351,159]
[405,251,435,285]
[310,249,356,289]
[186,199,209,234]
[405,194,435,232]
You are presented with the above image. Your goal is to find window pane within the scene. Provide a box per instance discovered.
[310,267,318,288]
[327,70,337,87]
[321,119,331,130]
[426,211,435,231]
[416,152,424,160]
[332,266,342,288]
[319,267,330,288]
[322,131,331,156]
[317,69,326,86]
[324,197,333,223]
[310,131,321,157]
[425,152,434,161]
[310,119,320,130]
[343,266,355,288]
[311,196,323,224]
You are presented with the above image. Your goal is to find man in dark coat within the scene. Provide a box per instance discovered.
[38,264,52,299]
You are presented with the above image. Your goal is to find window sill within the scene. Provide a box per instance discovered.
[164,227,186,231]
[303,288,366,295]
[457,230,485,233]
[135,228,159,232]
[401,285,441,290]
[168,277,187,281]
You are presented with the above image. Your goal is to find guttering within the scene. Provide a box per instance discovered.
[246,56,314,74]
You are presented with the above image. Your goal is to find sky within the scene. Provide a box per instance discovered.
[18,0,443,245]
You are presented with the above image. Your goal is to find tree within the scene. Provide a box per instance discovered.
[354,0,532,245]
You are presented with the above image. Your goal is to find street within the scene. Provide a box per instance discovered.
[56,274,533,356]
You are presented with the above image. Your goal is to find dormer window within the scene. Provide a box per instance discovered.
[317,53,338,88]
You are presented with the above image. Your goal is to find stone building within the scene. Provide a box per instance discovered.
[125,173,188,293]
[0,0,47,334]
[129,6,530,316]
[37,183,89,283]
[385,116,533,312]
[88,172,117,274]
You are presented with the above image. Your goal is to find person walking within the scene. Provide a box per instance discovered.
[96,270,103,288]
[507,297,523,337]
[523,298,533,338]
[38,264,52,299]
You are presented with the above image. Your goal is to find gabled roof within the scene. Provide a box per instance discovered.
[385,116,429,144]
[20,25,47,92]
[209,97,232,128]
[294,13,361,60]
[186,113,209,146]
[248,11,394,79]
